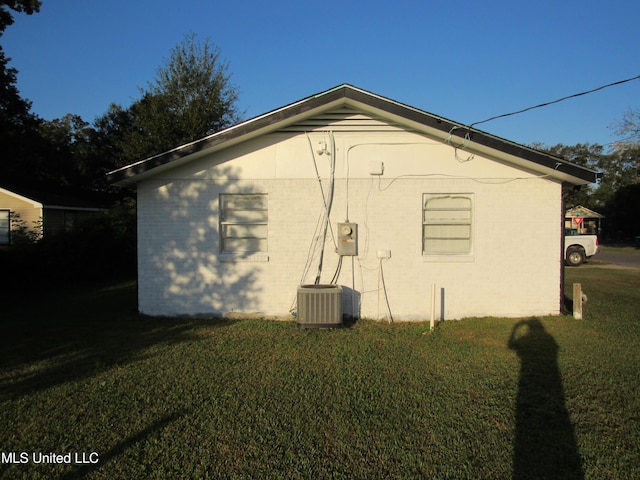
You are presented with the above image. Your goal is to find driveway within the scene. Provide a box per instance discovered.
[588,248,640,269]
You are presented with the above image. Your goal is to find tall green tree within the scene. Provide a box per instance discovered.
[534,143,610,209]
[96,34,241,166]
[534,141,638,210]
[0,0,40,32]
[147,33,240,138]
[602,183,640,240]
[610,108,640,192]
[0,0,42,189]
[0,0,41,123]
[535,109,640,241]
[603,109,640,240]
[612,109,640,148]
[37,114,102,188]
[91,103,135,175]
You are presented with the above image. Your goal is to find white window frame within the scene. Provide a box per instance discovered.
[422,194,474,262]
[219,194,268,262]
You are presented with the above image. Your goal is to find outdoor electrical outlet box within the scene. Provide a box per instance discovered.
[337,222,358,256]
[369,160,384,175]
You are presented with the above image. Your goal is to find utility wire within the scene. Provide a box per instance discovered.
[469,74,640,129]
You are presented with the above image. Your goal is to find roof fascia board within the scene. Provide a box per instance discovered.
[108,92,348,186]
[44,205,104,211]
[340,87,599,184]
[109,84,599,186]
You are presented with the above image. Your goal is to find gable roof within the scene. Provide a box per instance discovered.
[107,84,600,187]
[565,205,605,218]
[0,186,43,208]
[0,185,110,211]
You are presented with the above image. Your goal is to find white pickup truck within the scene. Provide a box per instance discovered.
[565,230,599,266]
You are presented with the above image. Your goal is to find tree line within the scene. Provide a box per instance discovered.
[1,18,240,194]
[537,137,640,240]
[1,1,639,246]
[0,2,242,290]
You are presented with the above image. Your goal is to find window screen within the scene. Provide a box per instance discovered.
[423,194,472,254]
[220,194,268,253]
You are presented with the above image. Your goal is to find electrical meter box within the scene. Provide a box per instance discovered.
[337,222,358,256]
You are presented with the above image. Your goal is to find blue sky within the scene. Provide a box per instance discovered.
[3,0,639,148]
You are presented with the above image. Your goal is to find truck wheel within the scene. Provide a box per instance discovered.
[566,247,585,266]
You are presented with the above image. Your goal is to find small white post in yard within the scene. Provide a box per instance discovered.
[573,283,583,320]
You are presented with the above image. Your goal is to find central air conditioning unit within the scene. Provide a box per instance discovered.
[297,284,343,328]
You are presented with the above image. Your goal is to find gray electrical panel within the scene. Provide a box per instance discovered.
[337,222,357,256]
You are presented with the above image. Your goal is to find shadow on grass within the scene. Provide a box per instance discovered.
[508,318,584,480]
[563,293,574,315]
[0,281,236,402]
[59,410,186,480]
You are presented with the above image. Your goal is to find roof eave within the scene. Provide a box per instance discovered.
[338,87,599,185]
[108,84,600,187]
[108,88,351,187]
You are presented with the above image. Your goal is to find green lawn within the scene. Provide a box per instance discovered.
[1,267,639,479]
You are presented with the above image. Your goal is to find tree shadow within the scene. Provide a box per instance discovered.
[58,410,186,480]
[139,162,267,317]
[508,318,584,479]
[0,282,235,402]
[1,145,283,401]
[563,293,574,315]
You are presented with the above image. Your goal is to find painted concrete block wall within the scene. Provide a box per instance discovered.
[137,129,563,320]
[338,177,561,320]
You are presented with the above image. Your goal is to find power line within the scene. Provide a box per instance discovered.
[469,74,640,129]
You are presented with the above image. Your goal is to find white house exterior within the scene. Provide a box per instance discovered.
[109,85,598,321]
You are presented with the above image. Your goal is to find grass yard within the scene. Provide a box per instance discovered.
[1,267,639,479]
